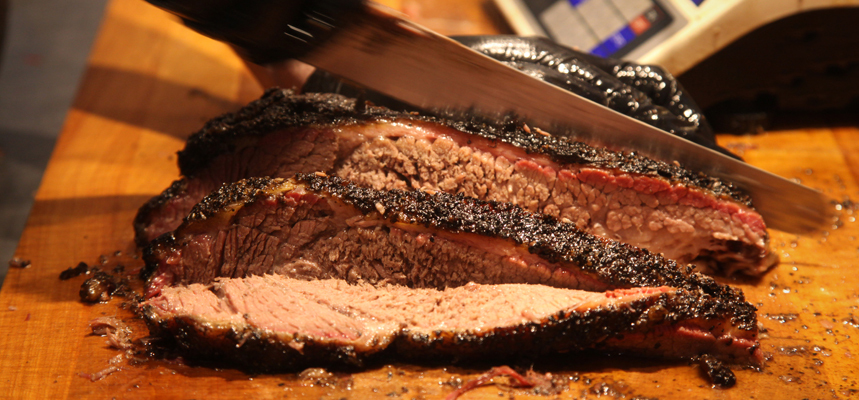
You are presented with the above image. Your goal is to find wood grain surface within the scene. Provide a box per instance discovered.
[0,0,857,399]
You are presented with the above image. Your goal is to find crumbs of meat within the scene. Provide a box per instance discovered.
[80,271,122,303]
[90,317,132,350]
[78,354,124,382]
[59,262,89,280]
[71,264,135,304]
[8,257,30,269]
[697,354,737,388]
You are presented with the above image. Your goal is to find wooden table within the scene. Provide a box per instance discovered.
[1,0,857,398]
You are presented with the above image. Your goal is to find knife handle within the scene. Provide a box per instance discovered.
[146,0,364,63]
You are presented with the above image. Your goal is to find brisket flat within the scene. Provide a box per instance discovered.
[135,89,773,275]
[142,275,761,371]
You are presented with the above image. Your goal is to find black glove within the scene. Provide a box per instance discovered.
[304,35,737,159]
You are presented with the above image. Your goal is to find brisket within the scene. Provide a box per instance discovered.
[141,275,761,371]
[135,89,773,275]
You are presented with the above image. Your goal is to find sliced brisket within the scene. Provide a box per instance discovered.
[135,89,773,275]
[142,275,761,371]
[144,175,756,333]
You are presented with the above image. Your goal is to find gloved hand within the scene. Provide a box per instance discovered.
[303,35,737,159]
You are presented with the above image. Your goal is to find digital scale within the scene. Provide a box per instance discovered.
[494,0,859,75]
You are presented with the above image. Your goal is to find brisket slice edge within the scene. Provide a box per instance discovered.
[134,89,773,276]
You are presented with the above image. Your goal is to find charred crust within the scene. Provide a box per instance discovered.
[185,177,277,222]
[178,89,750,205]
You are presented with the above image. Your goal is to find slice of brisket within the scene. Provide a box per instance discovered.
[135,89,773,275]
[142,275,761,371]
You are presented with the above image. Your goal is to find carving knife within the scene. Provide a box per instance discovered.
[145,0,831,233]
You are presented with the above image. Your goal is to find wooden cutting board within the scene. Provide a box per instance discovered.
[0,0,857,398]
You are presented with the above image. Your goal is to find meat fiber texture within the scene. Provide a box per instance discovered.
[141,174,761,370]
[135,89,774,276]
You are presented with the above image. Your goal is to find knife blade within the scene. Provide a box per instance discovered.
[149,0,832,233]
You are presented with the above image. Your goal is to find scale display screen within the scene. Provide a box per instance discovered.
[524,0,681,58]
[497,0,857,78]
